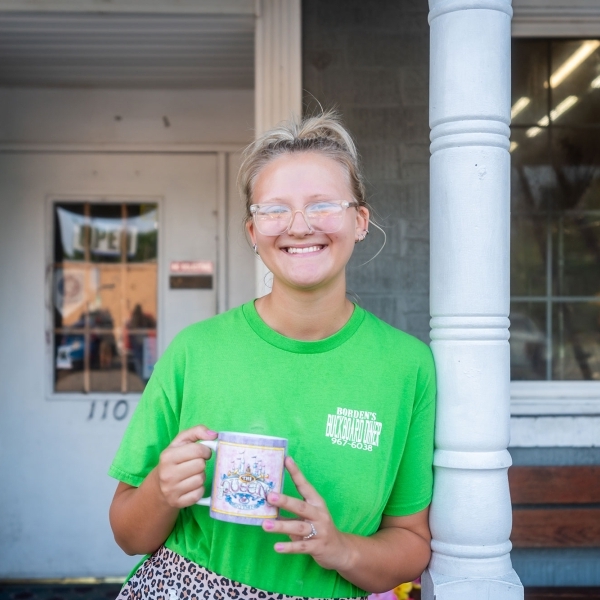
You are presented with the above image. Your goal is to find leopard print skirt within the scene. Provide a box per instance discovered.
[116,545,362,600]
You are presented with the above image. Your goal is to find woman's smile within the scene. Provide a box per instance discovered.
[281,244,326,255]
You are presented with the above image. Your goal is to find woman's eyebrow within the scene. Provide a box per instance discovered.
[260,194,334,203]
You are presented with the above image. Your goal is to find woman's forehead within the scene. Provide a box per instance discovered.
[253,152,351,200]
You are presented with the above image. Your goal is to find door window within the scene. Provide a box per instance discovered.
[53,202,158,393]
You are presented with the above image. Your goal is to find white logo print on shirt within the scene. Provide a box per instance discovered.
[325,407,383,451]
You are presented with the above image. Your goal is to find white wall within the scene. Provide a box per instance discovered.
[0,88,254,145]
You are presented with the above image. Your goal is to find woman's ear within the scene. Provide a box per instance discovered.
[355,206,370,236]
[246,220,257,247]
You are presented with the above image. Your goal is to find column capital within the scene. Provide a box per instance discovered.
[429,0,513,23]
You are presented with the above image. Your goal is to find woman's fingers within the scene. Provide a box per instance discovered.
[174,473,206,497]
[265,456,325,519]
[170,425,218,448]
[273,540,318,555]
[157,424,217,508]
[286,457,322,505]
[267,491,315,520]
[263,518,314,538]
[159,459,206,487]
[170,474,208,507]
[163,441,212,464]
[261,456,351,569]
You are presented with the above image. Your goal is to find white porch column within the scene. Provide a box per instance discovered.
[423,1,524,599]
[254,0,302,297]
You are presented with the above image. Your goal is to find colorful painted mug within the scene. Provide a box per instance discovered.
[197,432,288,525]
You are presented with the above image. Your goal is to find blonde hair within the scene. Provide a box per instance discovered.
[238,111,367,222]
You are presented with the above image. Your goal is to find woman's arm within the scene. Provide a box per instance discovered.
[264,457,431,593]
[329,512,430,592]
[109,425,217,555]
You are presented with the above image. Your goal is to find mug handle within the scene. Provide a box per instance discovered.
[196,439,218,506]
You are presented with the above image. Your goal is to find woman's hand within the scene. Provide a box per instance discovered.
[261,456,431,592]
[110,424,218,555]
[157,425,218,508]
[261,456,355,572]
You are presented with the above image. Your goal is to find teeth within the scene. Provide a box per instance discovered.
[286,245,323,254]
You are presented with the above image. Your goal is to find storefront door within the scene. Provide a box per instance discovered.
[0,151,219,577]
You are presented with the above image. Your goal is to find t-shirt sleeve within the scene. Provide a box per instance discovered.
[383,349,436,516]
[108,369,180,488]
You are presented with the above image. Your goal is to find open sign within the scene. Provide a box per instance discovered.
[73,223,137,257]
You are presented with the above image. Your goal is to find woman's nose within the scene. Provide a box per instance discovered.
[287,210,313,235]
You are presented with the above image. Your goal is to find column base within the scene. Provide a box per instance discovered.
[421,568,523,600]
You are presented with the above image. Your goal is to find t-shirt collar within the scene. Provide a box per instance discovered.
[242,300,365,354]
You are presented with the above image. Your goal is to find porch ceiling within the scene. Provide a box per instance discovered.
[0,11,254,89]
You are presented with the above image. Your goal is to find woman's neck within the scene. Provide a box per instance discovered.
[254,281,354,341]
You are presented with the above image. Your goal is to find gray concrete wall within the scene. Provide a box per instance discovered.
[302,0,431,342]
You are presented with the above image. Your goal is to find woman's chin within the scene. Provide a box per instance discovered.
[272,269,343,293]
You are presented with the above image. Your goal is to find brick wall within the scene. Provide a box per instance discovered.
[302,0,430,341]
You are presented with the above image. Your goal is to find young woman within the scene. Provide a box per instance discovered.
[109,112,436,599]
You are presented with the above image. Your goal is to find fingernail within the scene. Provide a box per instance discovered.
[274,543,285,552]
[206,429,217,436]
[263,520,274,531]
[286,456,295,465]
[268,493,279,503]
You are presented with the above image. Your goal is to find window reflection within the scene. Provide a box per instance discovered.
[53,202,158,393]
[511,39,600,381]
[553,303,600,381]
[551,40,600,126]
[510,304,547,381]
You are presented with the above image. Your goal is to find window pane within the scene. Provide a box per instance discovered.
[54,204,88,262]
[89,332,123,392]
[55,333,85,392]
[551,129,600,297]
[92,265,123,332]
[510,128,553,213]
[510,127,551,297]
[552,128,600,212]
[127,204,158,263]
[89,204,125,264]
[552,302,600,380]
[511,216,547,297]
[512,40,549,126]
[53,264,90,329]
[126,333,157,392]
[550,40,600,126]
[126,264,157,326]
[510,302,548,380]
[554,214,600,297]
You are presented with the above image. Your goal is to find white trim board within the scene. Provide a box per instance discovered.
[510,416,600,447]
[511,381,600,416]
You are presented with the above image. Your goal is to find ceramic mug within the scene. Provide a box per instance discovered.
[196,432,288,525]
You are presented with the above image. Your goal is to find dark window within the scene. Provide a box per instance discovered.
[510,39,600,381]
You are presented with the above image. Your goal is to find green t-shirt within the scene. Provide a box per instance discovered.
[109,301,436,598]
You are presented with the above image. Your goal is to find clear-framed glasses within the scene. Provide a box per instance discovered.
[249,200,359,236]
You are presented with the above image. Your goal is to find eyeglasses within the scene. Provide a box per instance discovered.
[249,200,359,236]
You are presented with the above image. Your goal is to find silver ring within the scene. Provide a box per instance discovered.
[303,522,317,540]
